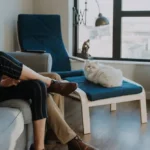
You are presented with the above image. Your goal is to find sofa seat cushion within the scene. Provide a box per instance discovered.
[0,107,24,149]
[64,76,143,101]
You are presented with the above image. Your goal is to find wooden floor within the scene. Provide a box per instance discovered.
[65,98,150,150]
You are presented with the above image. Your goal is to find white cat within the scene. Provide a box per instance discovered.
[84,60,123,87]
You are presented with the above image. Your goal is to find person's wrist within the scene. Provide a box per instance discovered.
[46,77,52,87]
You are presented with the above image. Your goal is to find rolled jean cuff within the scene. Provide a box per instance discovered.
[32,114,48,121]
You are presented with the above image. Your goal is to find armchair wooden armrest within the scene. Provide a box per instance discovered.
[69,56,85,62]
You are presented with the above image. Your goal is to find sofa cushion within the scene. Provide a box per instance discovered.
[0,108,24,150]
[64,76,143,101]
[0,99,32,124]
[8,52,52,73]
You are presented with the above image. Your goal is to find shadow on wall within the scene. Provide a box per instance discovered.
[0,0,32,52]
[4,20,17,52]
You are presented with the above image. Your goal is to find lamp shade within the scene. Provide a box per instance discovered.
[95,13,109,26]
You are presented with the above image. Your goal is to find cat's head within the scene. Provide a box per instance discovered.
[84,60,99,73]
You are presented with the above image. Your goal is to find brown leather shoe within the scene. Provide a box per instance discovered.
[48,80,78,96]
[68,136,99,150]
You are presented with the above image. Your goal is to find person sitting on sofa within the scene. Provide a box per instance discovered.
[40,72,99,150]
[0,51,98,150]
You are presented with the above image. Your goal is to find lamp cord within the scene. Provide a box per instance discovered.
[95,0,100,13]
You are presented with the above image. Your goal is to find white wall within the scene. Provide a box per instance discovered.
[33,0,73,54]
[0,0,73,53]
[0,0,33,52]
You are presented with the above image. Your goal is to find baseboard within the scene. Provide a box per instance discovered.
[146,91,150,99]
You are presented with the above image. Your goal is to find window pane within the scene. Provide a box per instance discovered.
[78,0,113,58]
[121,17,150,59]
[122,0,150,11]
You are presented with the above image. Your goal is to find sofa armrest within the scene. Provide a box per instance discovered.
[7,52,52,73]
[0,99,32,124]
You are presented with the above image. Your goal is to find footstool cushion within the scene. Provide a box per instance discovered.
[65,76,142,101]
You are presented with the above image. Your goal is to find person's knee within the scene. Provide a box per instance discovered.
[0,51,6,58]
[41,72,61,81]
[30,80,47,95]
[53,73,61,80]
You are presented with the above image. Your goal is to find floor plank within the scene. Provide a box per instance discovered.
[65,98,150,150]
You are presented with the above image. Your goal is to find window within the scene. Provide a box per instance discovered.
[121,17,150,59]
[78,0,113,58]
[74,0,150,61]
[122,0,150,11]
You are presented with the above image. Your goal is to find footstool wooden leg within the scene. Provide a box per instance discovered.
[77,88,91,134]
[111,103,117,111]
[82,102,90,134]
[140,97,147,124]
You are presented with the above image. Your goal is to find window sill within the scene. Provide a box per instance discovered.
[73,56,150,66]
[98,59,150,66]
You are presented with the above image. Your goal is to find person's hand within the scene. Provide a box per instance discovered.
[0,76,20,87]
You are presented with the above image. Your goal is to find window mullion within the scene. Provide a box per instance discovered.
[113,0,122,60]
[121,11,150,17]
